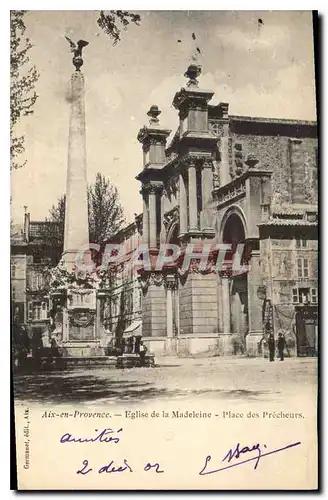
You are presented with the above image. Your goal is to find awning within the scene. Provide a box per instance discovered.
[123,320,142,337]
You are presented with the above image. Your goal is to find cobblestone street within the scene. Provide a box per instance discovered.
[14,356,317,408]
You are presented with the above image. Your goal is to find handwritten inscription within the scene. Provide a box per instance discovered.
[60,428,123,444]
[58,429,300,477]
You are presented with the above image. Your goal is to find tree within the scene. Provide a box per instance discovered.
[10,10,141,171]
[97,11,141,45]
[10,10,39,170]
[42,195,66,252]
[44,173,125,248]
[88,173,125,244]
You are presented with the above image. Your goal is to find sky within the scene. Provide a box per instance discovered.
[11,10,317,226]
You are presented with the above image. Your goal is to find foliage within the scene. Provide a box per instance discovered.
[45,173,125,247]
[10,10,141,170]
[49,263,100,291]
[10,10,39,170]
[48,260,124,292]
[88,173,125,244]
[97,10,141,45]
[42,195,66,252]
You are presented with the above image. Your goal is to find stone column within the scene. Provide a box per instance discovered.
[246,249,263,356]
[201,161,213,207]
[174,286,180,336]
[217,277,224,333]
[188,162,198,231]
[179,173,188,234]
[142,192,149,246]
[148,189,157,249]
[165,274,177,355]
[166,286,174,339]
[220,123,230,187]
[62,71,90,271]
[222,276,231,332]
[160,189,167,244]
[201,160,214,232]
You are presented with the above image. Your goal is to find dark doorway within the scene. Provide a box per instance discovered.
[295,306,318,356]
[222,213,248,343]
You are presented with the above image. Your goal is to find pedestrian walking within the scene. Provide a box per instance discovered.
[277,331,286,361]
[268,333,275,362]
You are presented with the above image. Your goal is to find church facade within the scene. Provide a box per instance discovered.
[122,64,318,357]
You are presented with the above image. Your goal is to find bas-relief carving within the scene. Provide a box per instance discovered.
[163,206,179,230]
[138,272,165,294]
[215,181,246,207]
[165,175,179,201]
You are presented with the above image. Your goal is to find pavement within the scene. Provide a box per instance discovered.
[13,355,317,407]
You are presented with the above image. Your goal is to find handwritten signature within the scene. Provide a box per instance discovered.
[60,428,123,444]
[199,441,301,475]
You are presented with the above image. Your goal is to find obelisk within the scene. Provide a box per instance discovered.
[62,38,90,272]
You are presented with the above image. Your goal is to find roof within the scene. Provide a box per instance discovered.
[258,219,318,227]
[228,115,317,127]
[123,320,142,337]
[29,221,60,241]
[10,224,25,244]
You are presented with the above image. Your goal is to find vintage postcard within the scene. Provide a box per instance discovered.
[11,10,318,490]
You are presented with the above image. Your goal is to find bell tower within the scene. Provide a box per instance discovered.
[172,64,217,238]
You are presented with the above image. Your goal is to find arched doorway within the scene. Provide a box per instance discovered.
[222,213,249,347]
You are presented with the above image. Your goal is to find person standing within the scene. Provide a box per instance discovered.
[277,331,286,361]
[268,333,275,362]
[139,341,148,366]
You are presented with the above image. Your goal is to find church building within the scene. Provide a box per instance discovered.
[126,63,318,357]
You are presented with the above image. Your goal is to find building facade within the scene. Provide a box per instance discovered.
[131,64,318,357]
[11,212,62,338]
[99,217,143,338]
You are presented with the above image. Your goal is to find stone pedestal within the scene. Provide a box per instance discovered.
[142,280,166,338]
[60,289,102,357]
[179,272,218,335]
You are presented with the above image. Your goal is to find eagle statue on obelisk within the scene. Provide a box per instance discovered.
[65,36,89,71]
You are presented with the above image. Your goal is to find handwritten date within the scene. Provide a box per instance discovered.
[77,459,164,475]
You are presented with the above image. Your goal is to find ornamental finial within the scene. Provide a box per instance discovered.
[147,105,161,125]
[245,154,259,169]
[184,63,202,88]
